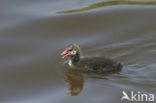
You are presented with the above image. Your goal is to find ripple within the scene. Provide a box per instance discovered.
[58,0,156,13]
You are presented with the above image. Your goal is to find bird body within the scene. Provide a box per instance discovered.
[61,44,122,73]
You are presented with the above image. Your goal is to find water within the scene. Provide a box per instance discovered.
[0,0,156,103]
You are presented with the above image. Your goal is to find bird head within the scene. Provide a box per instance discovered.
[61,44,81,58]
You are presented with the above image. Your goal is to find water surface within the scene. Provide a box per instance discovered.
[0,0,156,103]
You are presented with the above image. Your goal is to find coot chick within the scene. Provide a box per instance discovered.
[61,44,122,73]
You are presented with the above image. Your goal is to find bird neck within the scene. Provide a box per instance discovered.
[70,53,80,64]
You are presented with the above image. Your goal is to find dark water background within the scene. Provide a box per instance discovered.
[0,0,156,103]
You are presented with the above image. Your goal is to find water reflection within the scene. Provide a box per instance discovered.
[64,68,84,96]
[58,0,156,13]
[64,67,122,96]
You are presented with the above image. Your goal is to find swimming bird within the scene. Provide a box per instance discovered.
[61,44,122,73]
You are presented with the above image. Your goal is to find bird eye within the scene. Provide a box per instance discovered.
[68,47,72,51]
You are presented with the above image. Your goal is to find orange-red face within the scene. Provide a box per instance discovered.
[61,45,76,58]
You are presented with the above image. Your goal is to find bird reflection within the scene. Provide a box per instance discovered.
[63,67,123,96]
[64,68,84,96]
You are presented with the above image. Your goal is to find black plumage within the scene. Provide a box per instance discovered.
[61,44,122,73]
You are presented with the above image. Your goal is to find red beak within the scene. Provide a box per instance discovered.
[61,48,69,58]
